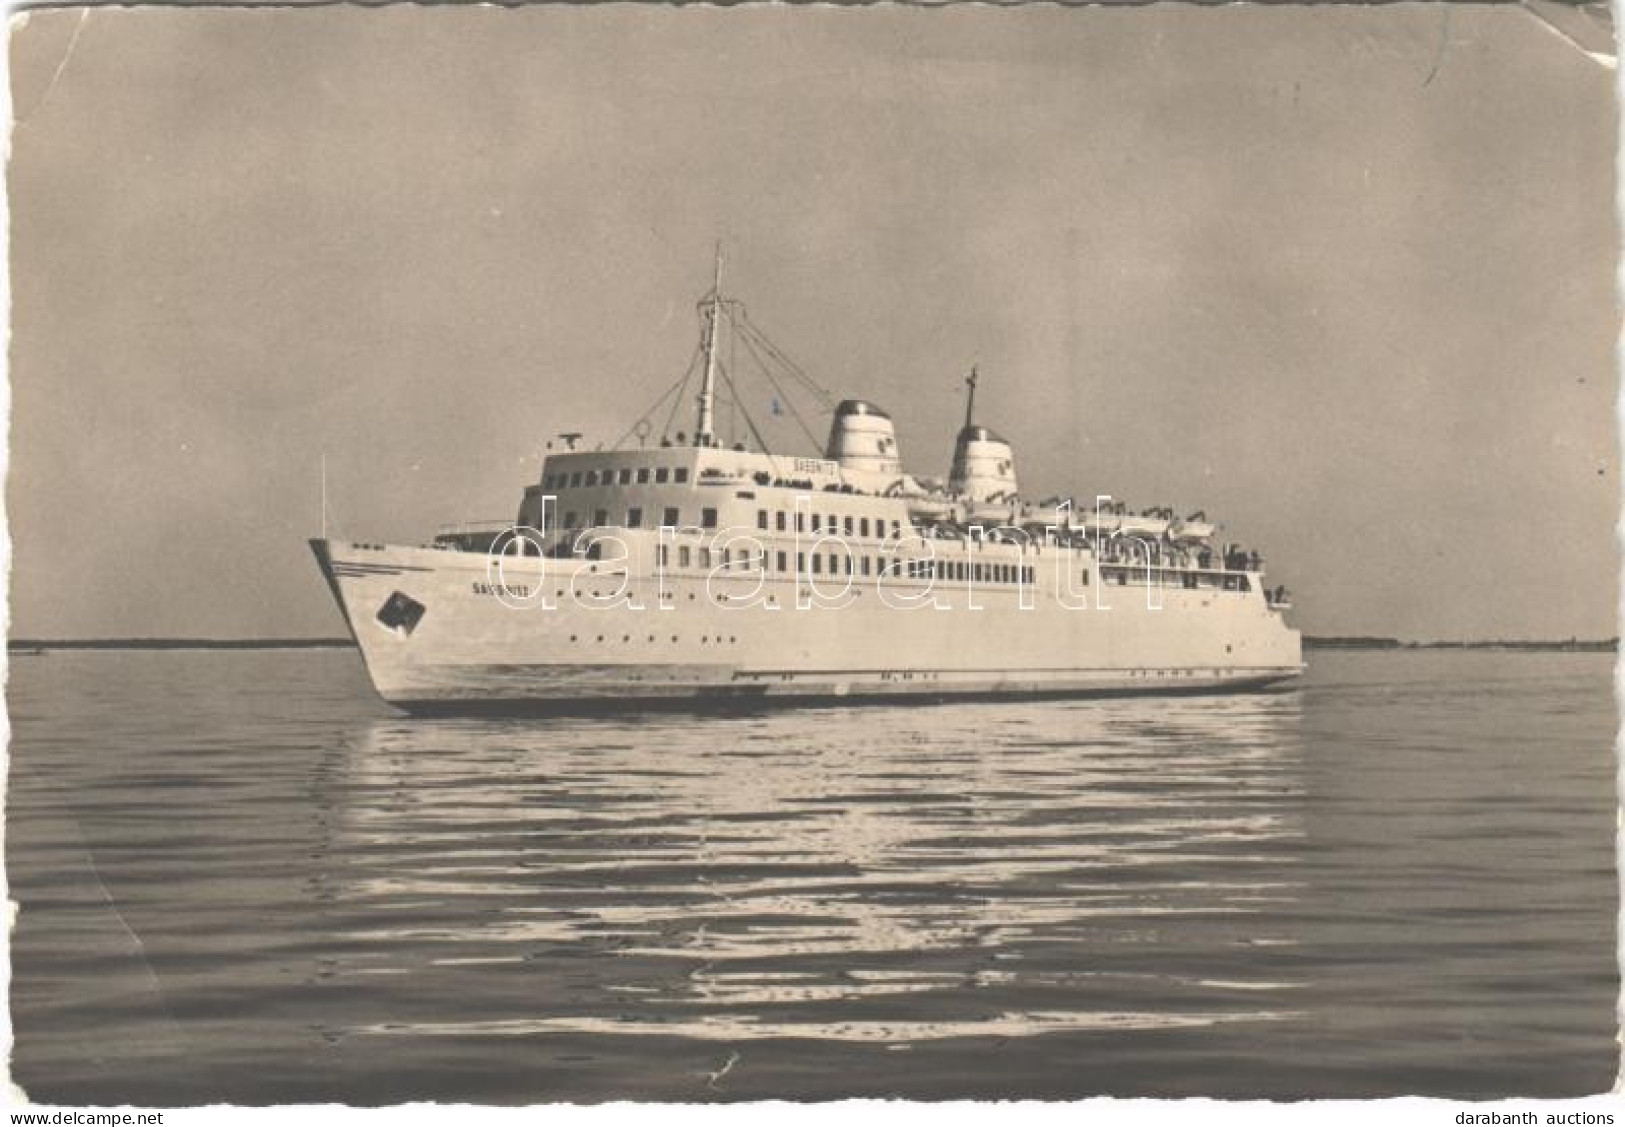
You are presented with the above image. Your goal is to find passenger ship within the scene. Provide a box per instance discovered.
[311,268,1302,713]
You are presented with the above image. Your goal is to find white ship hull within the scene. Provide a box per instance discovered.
[312,538,1303,714]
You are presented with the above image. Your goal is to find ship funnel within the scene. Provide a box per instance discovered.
[949,425,1019,503]
[825,400,902,475]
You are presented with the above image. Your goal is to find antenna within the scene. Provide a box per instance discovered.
[320,453,328,539]
[964,366,979,430]
[696,243,723,447]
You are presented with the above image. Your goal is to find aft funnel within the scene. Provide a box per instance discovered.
[948,367,1018,502]
[949,425,1019,503]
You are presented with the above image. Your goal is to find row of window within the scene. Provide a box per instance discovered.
[568,632,738,645]
[545,466,691,489]
[755,509,902,540]
[553,505,907,539]
[561,506,717,531]
[1101,565,1252,592]
[654,544,1040,586]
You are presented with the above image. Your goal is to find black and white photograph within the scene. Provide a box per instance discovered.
[3,0,1620,1114]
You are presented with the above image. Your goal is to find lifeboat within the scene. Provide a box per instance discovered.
[1117,514,1171,538]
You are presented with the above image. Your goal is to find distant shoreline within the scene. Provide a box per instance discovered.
[4,636,1614,653]
[1303,636,1617,652]
[8,638,356,651]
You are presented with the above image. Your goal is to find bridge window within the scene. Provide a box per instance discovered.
[618,469,632,484]
[679,546,692,568]
[860,518,870,538]
[776,511,787,532]
[563,511,578,528]
[757,509,768,530]
[701,507,718,529]
[585,470,599,486]
[776,551,788,572]
[655,468,670,484]
[569,472,583,487]
[626,508,643,528]
[811,554,822,574]
[637,468,650,484]
[663,506,679,526]
[593,509,607,526]
[674,468,690,484]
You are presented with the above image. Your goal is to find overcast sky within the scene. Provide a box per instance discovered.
[8,4,1618,640]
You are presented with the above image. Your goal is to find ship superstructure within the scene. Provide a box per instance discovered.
[312,266,1302,713]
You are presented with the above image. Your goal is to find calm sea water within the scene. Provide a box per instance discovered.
[6,649,1618,1103]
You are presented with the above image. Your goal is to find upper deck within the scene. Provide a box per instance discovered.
[538,444,842,497]
[431,271,1287,609]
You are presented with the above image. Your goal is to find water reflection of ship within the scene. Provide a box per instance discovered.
[322,697,1310,1044]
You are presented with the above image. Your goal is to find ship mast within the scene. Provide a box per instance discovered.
[964,366,978,429]
[696,247,723,447]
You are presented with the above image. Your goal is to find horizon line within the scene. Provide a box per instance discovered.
[3,634,1616,652]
